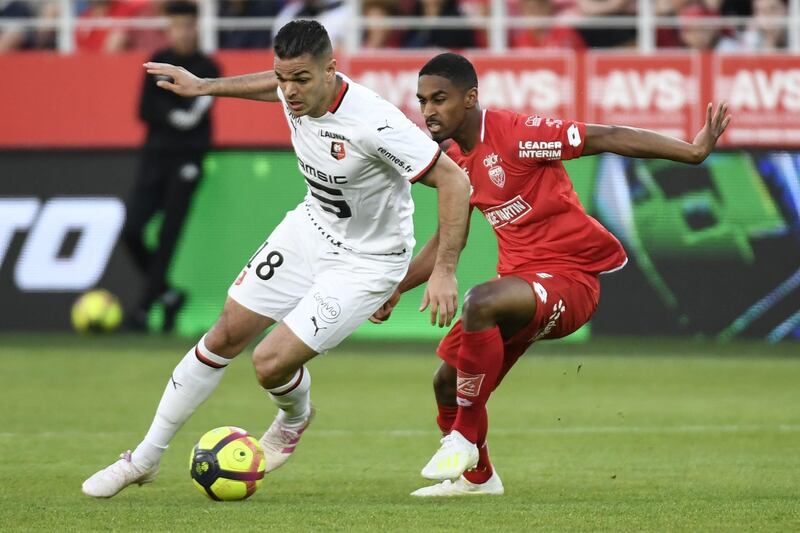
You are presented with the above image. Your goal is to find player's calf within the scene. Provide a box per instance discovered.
[433,362,457,406]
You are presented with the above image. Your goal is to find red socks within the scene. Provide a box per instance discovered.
[463,443,493,484]
[433,327,504,486]
[436,405,457,435]
[438,404,494,483]
[452,327,504,444]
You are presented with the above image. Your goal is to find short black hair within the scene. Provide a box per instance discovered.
[274,20,333,61]
[164,0,197,17]
[419,53,478,92]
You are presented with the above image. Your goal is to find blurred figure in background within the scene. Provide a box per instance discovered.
[272,0,348,48]
[218,0,283,49]
[0,0,57,52]
[741,0,788,51]
[402,0,476,49]
[362,0,400,49]
[75,0,143,52]
[575,0,637,48]
[510,0,586,49]
[656,0,691,47]
[712,0,753,16]
[124,0,219,332]
[677,1,741,51]
[457,0,488,47]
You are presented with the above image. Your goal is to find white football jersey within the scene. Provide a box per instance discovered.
[277,73,441,255]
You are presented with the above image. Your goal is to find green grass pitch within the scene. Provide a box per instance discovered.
[1,335,798,531]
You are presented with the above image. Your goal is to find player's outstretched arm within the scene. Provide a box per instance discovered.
[416,154,471,328]
[370,232,438,324]
[583,102,732,164]
[144,62,280,102]
[369,212,475,325]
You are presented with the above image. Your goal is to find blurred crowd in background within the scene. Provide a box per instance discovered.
[0,0,792,53]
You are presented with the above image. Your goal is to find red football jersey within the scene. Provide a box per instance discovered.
[445,109,627,275]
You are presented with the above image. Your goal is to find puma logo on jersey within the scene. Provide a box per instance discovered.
[377,120,393,132]
[483,195,532,228]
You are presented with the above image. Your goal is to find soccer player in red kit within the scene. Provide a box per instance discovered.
[371,53,732,496]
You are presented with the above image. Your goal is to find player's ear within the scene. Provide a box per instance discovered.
[464,87,478,109]
[325,57,337,81]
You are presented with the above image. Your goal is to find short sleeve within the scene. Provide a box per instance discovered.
[511,115,585,164]
[370,116,441,183]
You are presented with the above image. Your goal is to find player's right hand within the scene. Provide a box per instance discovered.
[421,270,458,328]
[369,290,401,324]
[144,62,207,97]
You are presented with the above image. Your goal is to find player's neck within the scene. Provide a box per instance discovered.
[310,76,343,119]
[453,107,483,154]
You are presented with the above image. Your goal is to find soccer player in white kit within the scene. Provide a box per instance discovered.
[82,20,471,498]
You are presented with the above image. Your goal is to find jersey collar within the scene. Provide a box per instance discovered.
[327,76,349,114]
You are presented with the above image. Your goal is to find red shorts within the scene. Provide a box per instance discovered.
[436,270,600,386]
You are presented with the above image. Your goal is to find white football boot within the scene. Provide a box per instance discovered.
[420,430,479,480]
[81,450,159,498]
[260,407,315,473]
[411,470,504,497]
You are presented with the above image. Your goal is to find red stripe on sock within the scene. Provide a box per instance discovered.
[195,346,226,369]
[271,367,304,396]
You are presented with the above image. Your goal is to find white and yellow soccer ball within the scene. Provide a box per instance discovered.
[190,426,266,501]
[71,289,123,334]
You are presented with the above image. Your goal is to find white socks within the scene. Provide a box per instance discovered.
[131,336,229,469]
[266,366,311,426]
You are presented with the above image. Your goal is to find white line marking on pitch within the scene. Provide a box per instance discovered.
[3,424,797,440]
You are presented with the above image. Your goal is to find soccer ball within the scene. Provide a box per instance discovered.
[71,289,123,334]
[190,426,266,501]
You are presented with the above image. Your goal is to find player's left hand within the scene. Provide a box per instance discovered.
[144,62,208,97]
[691,102,732,163]
[369,290,401,324]
[421,270,458,328]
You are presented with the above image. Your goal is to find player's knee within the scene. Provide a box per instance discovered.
[205,314,248,357]
[462,285,498,328]
[251,346,294,389]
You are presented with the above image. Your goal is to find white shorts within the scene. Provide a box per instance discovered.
[228,207,410,353]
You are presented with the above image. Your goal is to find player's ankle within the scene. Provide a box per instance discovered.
[277,406,311,427]
[131,441,164,470]
[451,426,478,444]
[463,465,493,485]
